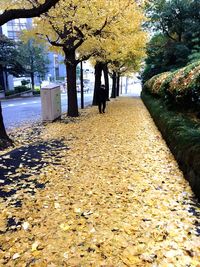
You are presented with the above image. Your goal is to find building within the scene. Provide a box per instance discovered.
[2,18,32,41]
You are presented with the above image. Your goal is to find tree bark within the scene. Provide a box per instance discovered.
[65,50,79,117]
[0,0,60,26]
[0,101,12,146]
[103,63,109,100]
[5,70,8,91]
[30,72,34,91]
[111,72,117,98]
[0,68,11,147]
[92,62,103,105]
[0,67,5,91]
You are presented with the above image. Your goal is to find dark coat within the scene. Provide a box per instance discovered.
[97,87,107,103]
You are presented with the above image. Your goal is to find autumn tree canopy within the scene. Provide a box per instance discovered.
[29,0,147,116]
[78,2,147,102]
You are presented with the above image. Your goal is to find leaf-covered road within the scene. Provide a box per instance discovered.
[0,97,200,266]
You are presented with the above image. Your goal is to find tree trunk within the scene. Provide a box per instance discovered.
[0,101,12,147]
[116,73,120,97]
[92,61,103,105]
[30,72,34,90]
[103,63,109,100]
[0,67,5,91]
[65,50,79,117]
[111,72,117,98]
[5,70,8,91]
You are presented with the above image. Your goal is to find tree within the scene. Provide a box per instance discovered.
[87,2,147,102]
[143,0,200,81]
[30,0,145,117]
[0,0,60,26]
[0,0,60,147]
[17,39,49,90]
[0,35,24,90]
[0,35,26,147]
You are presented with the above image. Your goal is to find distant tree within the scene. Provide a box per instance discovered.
[0,35,24,90]
[17,39,49,90]
[142,34,190,82]
[145,0,191,41]
[143,0,200,81]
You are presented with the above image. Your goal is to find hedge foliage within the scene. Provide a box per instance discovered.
[143,61,200,110]
[141,91,200,200]
[142,61,200,200]
[5,86,30,96]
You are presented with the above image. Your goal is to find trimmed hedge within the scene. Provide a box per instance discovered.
[5,86,30,97]
[144,61,200,110]
[14,86,30,93]
[143,72,172,97]
[141,91,200,200]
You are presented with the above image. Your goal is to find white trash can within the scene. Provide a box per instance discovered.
[41,84,61,122]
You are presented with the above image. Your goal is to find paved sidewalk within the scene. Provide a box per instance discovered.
[0,97,200,266]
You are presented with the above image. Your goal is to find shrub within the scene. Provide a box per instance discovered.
[5,90,17,97]
[143,72,171,96]
[21,80,30,86]
[32,86,40,95]
[143,61,200,110]
[165,61,200,108]
[141,91,200,200]
[14,86,29,93]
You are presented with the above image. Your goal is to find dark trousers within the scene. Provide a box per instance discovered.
[98,101,106,113]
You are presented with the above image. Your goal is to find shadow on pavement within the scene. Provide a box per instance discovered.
[0,139,68,205]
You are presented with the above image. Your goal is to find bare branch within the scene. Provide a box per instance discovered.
[93,18,108,36]
[0,0,60,26]
[77,51,97,63]
[46,35,63,47]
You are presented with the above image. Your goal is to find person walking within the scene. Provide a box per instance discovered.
[97,84,107,113]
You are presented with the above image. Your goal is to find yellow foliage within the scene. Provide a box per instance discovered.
[0,0,46,10]
[0,98,200,266]
[19,0,147,72]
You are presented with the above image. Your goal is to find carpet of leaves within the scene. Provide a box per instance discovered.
[0,97,200,266]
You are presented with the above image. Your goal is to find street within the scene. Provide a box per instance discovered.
[1,93,94,130]
[1,82,142,131]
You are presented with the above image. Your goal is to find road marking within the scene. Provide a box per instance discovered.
[2,101,40,108]
[2,104,16,108]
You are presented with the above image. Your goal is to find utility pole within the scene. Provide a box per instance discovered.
[80,61,84,109]
[120,76,123,94]
[125,77,128,94]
